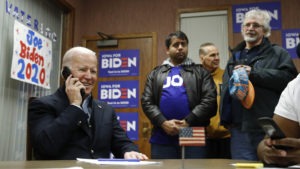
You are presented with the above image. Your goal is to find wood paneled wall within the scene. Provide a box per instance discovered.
[66,0,300,69]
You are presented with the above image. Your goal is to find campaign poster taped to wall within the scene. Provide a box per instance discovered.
[116,112,139,141]
[99,49,139,77]
[232,2,281,33]
[99,80,139,108]
[10,20,52,89]
[282,29,300,59]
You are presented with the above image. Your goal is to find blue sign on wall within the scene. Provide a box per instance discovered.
[99,49,139,77]
[98,80,139,108]
[116,112,139,141]
[232,2,281,33]
[282,29,300,59]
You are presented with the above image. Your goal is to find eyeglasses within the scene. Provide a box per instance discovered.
[243,23,263,29]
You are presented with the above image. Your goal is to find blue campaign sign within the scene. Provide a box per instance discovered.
[232,2,281,33]
[282,29,300,59]
[99,49,140,77]
[98,80,139,108]
[116,112,139,141]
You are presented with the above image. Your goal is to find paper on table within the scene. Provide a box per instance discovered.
[76,158,161,165]
[232,163,300,169]
[35,167,83,169]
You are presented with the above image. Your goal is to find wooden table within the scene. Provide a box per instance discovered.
[0,159,254,169]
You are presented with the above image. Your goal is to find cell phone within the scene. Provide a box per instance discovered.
[62,66,72,80]
[258,117,292,150]
[62,66,85,98]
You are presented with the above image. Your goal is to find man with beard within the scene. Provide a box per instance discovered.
[220,9,297,160]
[141,31,217,159]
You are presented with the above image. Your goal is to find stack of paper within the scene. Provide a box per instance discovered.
[76,158,161,166]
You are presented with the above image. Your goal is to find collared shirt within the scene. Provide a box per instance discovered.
[239,46,259,65]
[231,42,261,125]
[82,95,92,121]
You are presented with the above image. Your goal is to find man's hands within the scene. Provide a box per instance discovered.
[65,75,85,106]
[234,65,251,75]
[161,119,189,136]
[124,151,148,160]
[258,137,300,166]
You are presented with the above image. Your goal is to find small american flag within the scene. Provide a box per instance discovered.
[179,127,205,146]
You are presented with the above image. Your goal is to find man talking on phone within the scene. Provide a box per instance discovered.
[257,40,300,166]
[28,46,148,160]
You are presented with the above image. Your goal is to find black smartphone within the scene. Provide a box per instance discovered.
[258,117,292,150]
[62,66,85,98]
[62,66,72,80]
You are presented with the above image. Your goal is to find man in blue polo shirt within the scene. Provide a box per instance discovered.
[141,31,217,159]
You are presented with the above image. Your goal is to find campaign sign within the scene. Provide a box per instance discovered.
[10,20,52,89]
[282,29,300,59]
[116,112,139,141]
[99,80,139,108]
[232,2,281,33]
[99,49,139,77]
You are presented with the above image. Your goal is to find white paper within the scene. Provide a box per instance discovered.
[76,158,161,165]
[36,167,83,169]
[262,164,300,169]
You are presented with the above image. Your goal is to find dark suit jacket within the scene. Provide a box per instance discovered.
[28,86,138,160]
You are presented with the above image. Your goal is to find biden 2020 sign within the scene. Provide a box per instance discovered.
[282,29,300,59]
[10,20,52,89]
[99,49,139,77]
[99,80,139,108]
[232,2,281,33]
[116,112,139,141]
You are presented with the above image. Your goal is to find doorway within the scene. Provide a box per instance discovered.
[82,32,157,157]
[177,7,233,69]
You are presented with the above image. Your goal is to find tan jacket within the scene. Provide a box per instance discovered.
[206,67,230,139]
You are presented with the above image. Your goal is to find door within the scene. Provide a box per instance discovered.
[178,8,232,70]
[82,32,157,157]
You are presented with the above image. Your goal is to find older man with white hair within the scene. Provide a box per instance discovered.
[29,46,148,160]
[220,9,297,160]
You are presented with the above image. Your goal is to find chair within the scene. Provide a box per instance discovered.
[26,97,36,160]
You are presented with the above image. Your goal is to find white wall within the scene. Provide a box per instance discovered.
[180,10,229,69]
[0,0,63,160]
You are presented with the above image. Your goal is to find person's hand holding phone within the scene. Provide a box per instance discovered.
[65,75,85,106]
[260,137,300,167]
[62,67,86,106]
[258,117,292,150]
[258,117,300,166]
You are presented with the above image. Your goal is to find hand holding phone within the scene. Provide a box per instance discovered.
[258,117,292,150]
[62,66,85,98]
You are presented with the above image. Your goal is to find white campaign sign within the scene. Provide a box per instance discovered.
[10,20,52,89]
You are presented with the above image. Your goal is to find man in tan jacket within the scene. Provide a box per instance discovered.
[200,42,231,158]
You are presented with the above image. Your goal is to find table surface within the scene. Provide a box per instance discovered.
[0,159,257,169]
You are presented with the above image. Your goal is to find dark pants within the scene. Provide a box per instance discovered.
[206,137,231,159]
[230,127,265,160]
[151,143,207,159]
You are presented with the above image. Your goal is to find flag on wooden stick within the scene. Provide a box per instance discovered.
[179,127,205,146]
